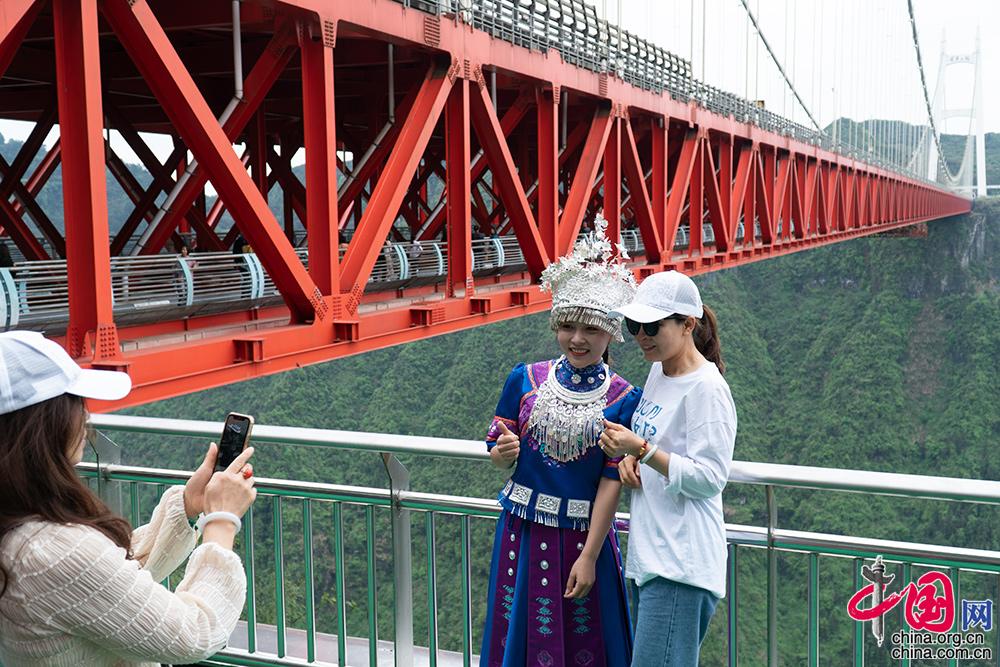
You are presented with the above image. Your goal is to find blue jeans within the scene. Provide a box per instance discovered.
[630,577,719,667]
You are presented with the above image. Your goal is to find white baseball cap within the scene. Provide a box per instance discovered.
[608,270,703,322]
[0,330,132,415]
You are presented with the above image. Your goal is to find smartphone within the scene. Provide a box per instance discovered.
[215,412,254,472]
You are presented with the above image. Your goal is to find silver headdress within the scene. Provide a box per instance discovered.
[540,212,638,342]
[526,213,637,465]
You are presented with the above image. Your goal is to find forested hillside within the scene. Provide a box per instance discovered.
[110,200,1000,666]
[4,126,997,664]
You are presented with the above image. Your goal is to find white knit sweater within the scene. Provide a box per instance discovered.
[0,486,246,666]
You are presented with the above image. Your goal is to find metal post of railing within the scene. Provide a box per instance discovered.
[272,496,286,658]
[766,484,778,667]
[382,453,415,667]
[808,553,819,667]
[333,502,347,664]
[426,512,440,667]
[853,557,865,667]
[949,567,960,667]
[244,505,258,654]
[727,543,738,667]
[901,561,911,667]
[302,499,317,663]
[461,514,473,666]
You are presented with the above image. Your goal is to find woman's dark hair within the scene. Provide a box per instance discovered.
[692,304,725,374]
[602,346,612,365]
[0,394,133,597]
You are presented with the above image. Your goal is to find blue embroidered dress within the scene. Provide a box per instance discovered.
[480,358,642,667]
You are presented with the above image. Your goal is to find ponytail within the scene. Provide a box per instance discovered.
[693,304,725,375]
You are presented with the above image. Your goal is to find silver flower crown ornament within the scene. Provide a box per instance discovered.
[540,212,638,341]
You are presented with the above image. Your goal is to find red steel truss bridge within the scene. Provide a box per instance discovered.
[0,0,971,408]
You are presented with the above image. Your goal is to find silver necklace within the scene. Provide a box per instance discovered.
[526,356,611,463]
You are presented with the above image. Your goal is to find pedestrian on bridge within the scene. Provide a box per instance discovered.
[601,271,737,667]
[480,214,642,667]
[0,330,258,667]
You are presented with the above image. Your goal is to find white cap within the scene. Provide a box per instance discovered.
[608,270,703,322]
[0,331,132,415]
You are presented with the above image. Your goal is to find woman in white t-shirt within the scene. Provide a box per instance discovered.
[600,271,737,667]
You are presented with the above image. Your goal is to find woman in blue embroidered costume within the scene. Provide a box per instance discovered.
[480,214,641,667]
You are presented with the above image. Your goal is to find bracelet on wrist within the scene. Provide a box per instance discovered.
[195,511,242,534]
[640,443,660,465]
[635,439,650,459]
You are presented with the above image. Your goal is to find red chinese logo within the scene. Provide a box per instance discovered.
[847,570,955,632]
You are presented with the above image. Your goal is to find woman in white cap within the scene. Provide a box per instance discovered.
[600,271,737,667]
[0,330,257,666]
[479,215,642,667]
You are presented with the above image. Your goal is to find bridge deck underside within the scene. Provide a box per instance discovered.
[0,0,971,407]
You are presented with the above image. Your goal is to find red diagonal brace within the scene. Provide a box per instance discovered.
[622,119,661,262]
[0,1,41,80]
[338,62,453,304]
[728,144,752,243]
[0,197,48,259]
[663,129,698,252]
[558,103,613,255]
[702,139,729,252]
[108,144,187,255]
[103,0,324,323]
[469,72,549,278]
[129,20,297,257]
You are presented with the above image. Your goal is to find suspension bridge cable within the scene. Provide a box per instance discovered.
[905,0,958,182]
[738,0,822,133]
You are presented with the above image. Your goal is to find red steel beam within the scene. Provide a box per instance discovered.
[469,71,549,278]
[299,25,339,298]
[338,62,453,306]
[53,0,118,359]
[0,0,40,80]
[536,88,558,259]
[603,117,621,251]
[622,118,661,262]
[103,0,325,323]
[558,104,613,255]
[445,81,472,296]
[133,23,297,256]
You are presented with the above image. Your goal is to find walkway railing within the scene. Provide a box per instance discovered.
[83,414,1000,667]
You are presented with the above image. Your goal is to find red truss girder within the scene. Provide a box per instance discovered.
[0,0,969,408]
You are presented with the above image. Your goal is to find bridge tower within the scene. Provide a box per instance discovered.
[926,31,987,197]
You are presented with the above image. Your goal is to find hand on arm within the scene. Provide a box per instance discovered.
[599,420,646,458]
[618,455,642,488]
[565,476,621,599]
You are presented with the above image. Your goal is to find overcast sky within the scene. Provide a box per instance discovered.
[0,0,993,167]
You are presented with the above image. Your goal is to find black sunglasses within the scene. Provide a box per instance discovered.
[625,315,687,337]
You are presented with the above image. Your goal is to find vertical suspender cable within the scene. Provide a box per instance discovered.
[739,0,823,133]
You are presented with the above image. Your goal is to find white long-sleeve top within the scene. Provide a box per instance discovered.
[625,361,737,598]
[0,486,246,666]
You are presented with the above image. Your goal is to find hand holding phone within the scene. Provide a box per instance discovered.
[215,412,255,472]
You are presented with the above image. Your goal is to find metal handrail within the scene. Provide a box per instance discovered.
[82,414,1000,667]
[391,0,928,180]
[90,413,1000,505]
[0,230,652,333]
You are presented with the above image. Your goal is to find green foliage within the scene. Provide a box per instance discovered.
[4,128,997,663]
[107,202,1000,664]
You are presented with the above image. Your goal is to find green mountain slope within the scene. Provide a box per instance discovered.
[109,201,1000,665]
